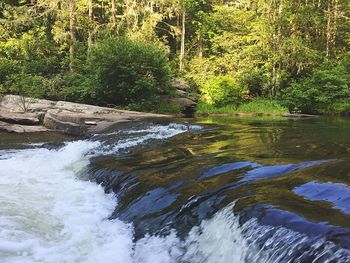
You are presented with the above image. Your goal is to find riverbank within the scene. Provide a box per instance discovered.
[0,95,171,136]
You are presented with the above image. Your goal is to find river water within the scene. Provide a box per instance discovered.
[1,117,350,263]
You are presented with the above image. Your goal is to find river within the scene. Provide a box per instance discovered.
[1,117,350,262]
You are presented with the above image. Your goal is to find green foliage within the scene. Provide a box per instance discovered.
[282,63,350,114]
[201,75,248,107]
[0,84,4,97]
[80,37,173,110]
[5,73,48,98]
[155,102,182,114]
[0,28,62,75]
[3,72,67,100]
[1,0,350,114]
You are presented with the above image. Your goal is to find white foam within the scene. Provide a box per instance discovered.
[0,124,204,263]
[130,203,250,263]
[182,204,249,263]
[0,141,134,263]
[97,123,201,155]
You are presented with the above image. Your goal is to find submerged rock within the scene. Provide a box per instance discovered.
[283,113,318,119]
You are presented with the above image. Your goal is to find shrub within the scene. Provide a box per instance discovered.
[82,37,173,110]
[0,84,4,97]
[282,64,350,114]
[5,73,48,98]
[239,69,269,97]
[201,75,248,107]
[155,102,182,114]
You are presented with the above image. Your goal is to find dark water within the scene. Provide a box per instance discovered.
[89,117,350,262]
[3,116,350,262]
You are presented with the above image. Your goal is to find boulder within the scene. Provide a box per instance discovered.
[168,97,197,107]
[43,111,88,136]
[44,109,104,125]
[175,89,188,96]
[171,78,191,91]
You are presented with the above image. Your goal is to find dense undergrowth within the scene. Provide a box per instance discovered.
[1,1,350,115]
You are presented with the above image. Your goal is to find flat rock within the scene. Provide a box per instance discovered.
[54,101,118,115]
[0,95,56,113]
[42,108,169,136]
[0,112,40,125]
[0,95,171,136]
[0,121,49,133]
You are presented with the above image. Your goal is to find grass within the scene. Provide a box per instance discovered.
[196,98,289,115]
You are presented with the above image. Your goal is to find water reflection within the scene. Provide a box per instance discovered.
[294,182,350,215]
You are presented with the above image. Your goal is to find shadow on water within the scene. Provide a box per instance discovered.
[84,116,350,261]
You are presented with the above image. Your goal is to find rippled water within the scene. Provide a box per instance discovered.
[2,117,350,262]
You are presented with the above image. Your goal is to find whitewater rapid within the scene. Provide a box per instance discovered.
[0,141,137,263]
[0,124,248,263]
[3,123,348,263]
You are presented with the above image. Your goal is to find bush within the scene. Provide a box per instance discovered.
[155,102,182,114]
[239,69,269,97]
[0,84,4,97]
[282,63,350,114]
[81,37,173,110]
[3,72,73,101]
[5,73,48,98]
[201,75,248,107]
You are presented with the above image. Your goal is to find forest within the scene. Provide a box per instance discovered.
[1,0,350,114]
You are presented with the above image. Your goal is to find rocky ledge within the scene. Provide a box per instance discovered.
[282,113,318,119]
[0,95,170,136]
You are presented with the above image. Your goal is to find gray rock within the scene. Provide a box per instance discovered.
[43,111,88,136]
[0,95,56,113]
[171,78,191,91]
[168,97,197,107]
[176,89,188,96]
[0,112,40,125]
[0,121,49,133]
[0,95,171,136]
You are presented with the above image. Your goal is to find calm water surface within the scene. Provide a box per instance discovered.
[1,117,350,262]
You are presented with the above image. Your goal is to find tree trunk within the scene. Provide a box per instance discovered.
[179,8,185,72]
[88,0,93,52]
[69,0,76,73]
[331,0,339,54]
[198,34,203,58]
[111,0,118,36]
[326,1,332,57]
